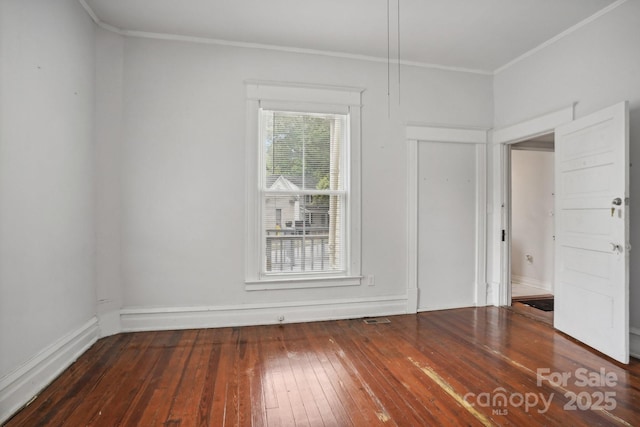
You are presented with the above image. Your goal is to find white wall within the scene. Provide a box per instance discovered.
[118,37,493,318]
[0,0,97,415]
[511,149,554,291]
[493,0,640,330]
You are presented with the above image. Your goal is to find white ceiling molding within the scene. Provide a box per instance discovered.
[494,0,628,74]
[78,0,99,23]
[77,0,490,76]
[128,30,494,76]
[78,0,122,34]
[79,0,625,77]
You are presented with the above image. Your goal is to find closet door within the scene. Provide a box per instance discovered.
[417,141,479,311]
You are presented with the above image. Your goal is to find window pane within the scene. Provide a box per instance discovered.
[264,111,345,191]
[263,193,344,273]
[261,109,347,275]
[302,115,330,191]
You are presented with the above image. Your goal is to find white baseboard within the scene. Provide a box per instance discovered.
[630,327,640,359]
[0,317,99,424]
[417,301,476,312]
[511,275,552,292]
[98,309,122,338]
[486,281,500,306]
[406,288,418,314]
[120,296,408,332]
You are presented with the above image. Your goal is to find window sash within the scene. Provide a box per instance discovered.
[259,109,348,277]
[261,193,346,276]
[259,110,347,189]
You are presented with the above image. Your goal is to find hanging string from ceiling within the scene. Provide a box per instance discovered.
[397,0,401,106]
[387,0,401,118]
[387,0,391,117]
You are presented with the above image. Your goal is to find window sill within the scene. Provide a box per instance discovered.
[245,275,363,291]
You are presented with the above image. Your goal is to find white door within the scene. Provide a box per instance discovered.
[418,142,478,311]
[554,101,629,364]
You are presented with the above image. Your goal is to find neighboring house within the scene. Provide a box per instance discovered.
[265,175,329,231]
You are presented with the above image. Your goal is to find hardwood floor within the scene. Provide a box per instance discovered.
[6,307,640,426]
[507,301,553,325]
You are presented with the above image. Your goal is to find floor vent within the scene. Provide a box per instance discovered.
[363,318,391,324]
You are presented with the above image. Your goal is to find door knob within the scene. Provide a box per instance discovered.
[612,197,622,206]
[610,243,622,253]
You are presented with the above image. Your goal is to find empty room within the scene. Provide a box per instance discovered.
[2,0,640,425]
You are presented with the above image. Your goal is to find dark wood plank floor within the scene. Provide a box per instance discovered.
[508,301,554,325]
[6,307,640,426]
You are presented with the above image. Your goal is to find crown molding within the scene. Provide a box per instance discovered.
[494,0,628,74]
[77,0,491,75]
[79,0,628,77]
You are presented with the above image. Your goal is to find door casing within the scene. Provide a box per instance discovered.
[492,106,575,306]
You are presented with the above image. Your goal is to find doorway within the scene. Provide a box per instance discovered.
[509,135,555,314]
[495,103,629,362]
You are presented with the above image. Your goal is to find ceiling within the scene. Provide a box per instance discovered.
[83,0,619,73]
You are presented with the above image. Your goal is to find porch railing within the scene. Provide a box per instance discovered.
[265,227,330,272]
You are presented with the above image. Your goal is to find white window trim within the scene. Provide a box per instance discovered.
[245,81,364,290]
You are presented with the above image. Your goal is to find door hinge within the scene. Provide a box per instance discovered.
[501,229,506,242]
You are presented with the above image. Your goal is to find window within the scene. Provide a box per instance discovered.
[245,82,363,289]
[262,110,346,274]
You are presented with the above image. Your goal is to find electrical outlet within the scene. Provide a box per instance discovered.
[367,275,375,286]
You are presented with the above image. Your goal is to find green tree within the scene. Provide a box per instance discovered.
[265,112,331,190]
[312,175,330,206]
